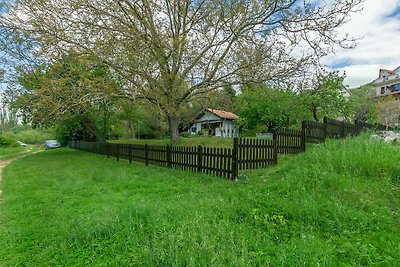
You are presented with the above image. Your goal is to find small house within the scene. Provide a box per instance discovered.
[188,108,239,138]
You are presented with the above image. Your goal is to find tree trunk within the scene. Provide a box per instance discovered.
[80,120,105,143]
[312,106,319,122]
[128,120,134,139]
[167,116,180,145]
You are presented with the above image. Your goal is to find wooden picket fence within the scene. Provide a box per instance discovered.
[69,138,277,180]
[68,117,395,180]
[300,117,395,145]
[354,120,394,131]
[236,138,277,170]
[323,117,363,138]
[302,121,326,143]
[273,128,305,154]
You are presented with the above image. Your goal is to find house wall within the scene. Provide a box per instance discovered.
[222,121,239,138]
[188,119,239,138]
[197,112,221,122]
[189,123,202,135]
[188,111,239,138]
[374,67,400,96]
[375,79,400,96]
[215,126,222,137]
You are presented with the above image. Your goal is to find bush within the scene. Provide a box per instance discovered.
[197,130,204,136]
[0,135,18,148]
[56,120,96,145]
[15,130,54,144]
[180,132,191,138]
[3,129,55,144]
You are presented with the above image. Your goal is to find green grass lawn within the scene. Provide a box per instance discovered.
[111,136,235,148]
[0,145,41,161]
[1,134,399,265]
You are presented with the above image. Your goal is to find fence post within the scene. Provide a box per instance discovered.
[197,145,203,173]
[354,119,361,134]
[272,129,278,154]
[232,138,239,180]
[341,121,345,138]
[273,138,278,165]
[301,122,306,152]
[145,144,149,166]
[323,117,328,140]
[128,144,132,164]
[167,145,172,168]
[116,144,120,161]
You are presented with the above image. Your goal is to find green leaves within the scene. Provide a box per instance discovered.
[300,71,350,122]
[0,135,17,147]
[1,0,364,142]
[15,52,120,141]
[237,84,301,131]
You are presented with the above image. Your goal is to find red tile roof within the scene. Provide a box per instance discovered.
[206,108,239,120]
[380,68,396,76]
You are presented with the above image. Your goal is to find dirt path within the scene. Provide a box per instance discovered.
[0,159,15,199]
[0,151,42,199]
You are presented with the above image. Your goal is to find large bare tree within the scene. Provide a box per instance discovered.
[1,0,363,143]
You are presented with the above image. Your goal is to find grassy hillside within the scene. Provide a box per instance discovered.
[1,133,399,265]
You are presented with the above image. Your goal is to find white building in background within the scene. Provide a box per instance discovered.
[372,66,400,98]
[188,108,239,138]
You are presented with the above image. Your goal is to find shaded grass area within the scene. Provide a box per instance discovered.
[1,133,399,265]
[110,136,235,148]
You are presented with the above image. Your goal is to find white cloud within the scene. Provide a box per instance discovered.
[321,0,400,88]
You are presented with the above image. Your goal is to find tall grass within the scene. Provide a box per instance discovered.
[0,133,399,265]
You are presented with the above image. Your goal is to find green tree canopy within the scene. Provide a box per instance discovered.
[1,0,364,143]
[299,71,351,122]
[237,84,301,132]
[15,52,120,142]
[348,84,378,123]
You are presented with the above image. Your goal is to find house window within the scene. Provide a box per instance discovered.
[191,127,196,133]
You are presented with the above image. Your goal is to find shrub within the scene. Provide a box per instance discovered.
[2,129,55,144]
[180,132,191,138]
[0,135,18,148]
[197,130,204,136]
[15,130,54,144]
